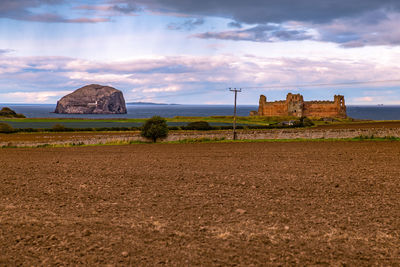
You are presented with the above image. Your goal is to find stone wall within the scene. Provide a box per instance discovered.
[2,128,400,147]
[257,100,287,116]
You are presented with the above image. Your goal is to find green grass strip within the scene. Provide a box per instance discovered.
[2,135,399,149]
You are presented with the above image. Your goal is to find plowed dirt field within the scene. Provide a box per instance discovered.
[1,142,399,265]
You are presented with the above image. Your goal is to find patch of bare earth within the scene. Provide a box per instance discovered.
[0,142,399,265]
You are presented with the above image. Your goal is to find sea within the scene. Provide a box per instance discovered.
[2,104,400,120]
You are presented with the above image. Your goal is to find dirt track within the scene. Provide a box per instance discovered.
[1,142,399,265]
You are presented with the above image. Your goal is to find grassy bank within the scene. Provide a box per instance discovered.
[0,115,356,126]
[0,115,321,132]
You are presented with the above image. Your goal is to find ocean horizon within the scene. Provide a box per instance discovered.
[1,103,400,121]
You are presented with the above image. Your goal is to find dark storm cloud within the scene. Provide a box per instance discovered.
[1,0,398,25]
[195,24,313,42]
[116,0,400,24]
[0,49,13,54]
[0,0,109,23]
[314,10,400,47]
[112,3,141,14]
[24,13,109,23]
[115,0,400,46]
[167,18,205,31]
[75,3,141,15]
[0,0,62,20]
[227,21,242,28]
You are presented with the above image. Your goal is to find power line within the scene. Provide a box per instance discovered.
[241,79,400,89]
[127,79,400,102]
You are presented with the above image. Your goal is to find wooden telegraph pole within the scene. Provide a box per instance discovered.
[229,88,242,140]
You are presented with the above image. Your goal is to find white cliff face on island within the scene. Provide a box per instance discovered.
[54,84,127,114]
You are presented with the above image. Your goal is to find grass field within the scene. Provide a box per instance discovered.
[2,136,400,149]
[0,115,360,129]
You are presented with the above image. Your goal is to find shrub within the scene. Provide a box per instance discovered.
[19,128,39,133]
[14,113,26,118]
[0,107,25,118]
[300,116,314,127]
[0,122,14,133]
[141,116,169,142]
[0,107,16,116]
[185,121,212,130]
[52,124,67,132]
[168,126,180,131]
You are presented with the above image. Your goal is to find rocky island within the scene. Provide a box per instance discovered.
[55,84,127,114]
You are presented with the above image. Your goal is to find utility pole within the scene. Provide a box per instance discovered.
[229,88,241,140]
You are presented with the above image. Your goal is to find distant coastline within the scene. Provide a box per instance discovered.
[126,102,180,106]
[2,104,400,120]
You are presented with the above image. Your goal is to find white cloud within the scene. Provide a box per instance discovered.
[67,72,138,85]
[0,91,72,103]
[354,96,374,102]
[317,11,400,47]
[350,94,400,105]
[1,54,400,104]
[142,86,181,93]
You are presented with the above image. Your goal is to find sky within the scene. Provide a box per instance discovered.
[1,0,400,105]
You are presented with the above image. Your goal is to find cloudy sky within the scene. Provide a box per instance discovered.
[1,0,400,104]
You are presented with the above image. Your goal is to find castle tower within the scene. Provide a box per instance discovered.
[334,95,347,118]
[258,95,267,115]
[286,93,304,117]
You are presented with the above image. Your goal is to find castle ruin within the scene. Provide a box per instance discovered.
[250,93,346,118]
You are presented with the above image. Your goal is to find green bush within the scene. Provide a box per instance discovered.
[0,107,25,118]
[0,122,14,133]
[14,113,26,118]
[52,124,67,132]
[185,121,212,130]
[19,128,40,133]
[168,126,180,131]
[0,107,16,116]
[141,116,169,142]
[300,117,314,127]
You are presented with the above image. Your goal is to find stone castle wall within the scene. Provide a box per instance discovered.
[252,93,347,118]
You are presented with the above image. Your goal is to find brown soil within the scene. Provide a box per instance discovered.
[0,142,399,265]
